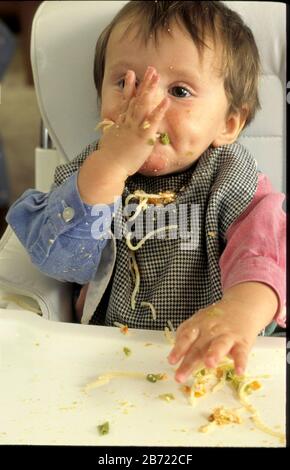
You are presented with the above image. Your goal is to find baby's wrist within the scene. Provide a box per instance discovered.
[223,282,278,317]
[77,150,127,204]
[90,149,129,181]
[221,283,278,331]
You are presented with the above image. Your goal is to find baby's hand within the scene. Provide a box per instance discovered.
[98,66,169,177]
[168,299,260,383]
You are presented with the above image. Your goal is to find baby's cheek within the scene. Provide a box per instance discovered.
[169,110,195,144]
[100,106,119,122]
[100,92,123,122]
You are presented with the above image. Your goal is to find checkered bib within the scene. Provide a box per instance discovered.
[54,141,258,330]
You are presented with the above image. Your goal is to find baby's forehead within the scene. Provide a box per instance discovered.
[106,18,224,77]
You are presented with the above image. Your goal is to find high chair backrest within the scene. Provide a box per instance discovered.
[31,1,286,191]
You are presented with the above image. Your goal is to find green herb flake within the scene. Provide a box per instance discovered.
[123,347,132,357]
[159,133,170,145]
[98,421,109,435]
[147,138,155,146]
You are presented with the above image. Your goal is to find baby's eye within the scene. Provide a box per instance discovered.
[169,86,192,98]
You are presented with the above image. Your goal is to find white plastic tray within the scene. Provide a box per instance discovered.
[0,309,286,446]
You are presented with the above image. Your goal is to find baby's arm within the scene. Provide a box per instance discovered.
[7,66,167,283]
[6,172,112,284]
[168,174,286,382]
[219,174,286,328]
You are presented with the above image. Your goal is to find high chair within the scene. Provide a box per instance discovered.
[0,1,286,322]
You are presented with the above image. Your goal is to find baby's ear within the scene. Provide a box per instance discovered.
[212,106,248,148]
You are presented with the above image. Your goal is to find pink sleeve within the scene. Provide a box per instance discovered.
[219,173,286,327]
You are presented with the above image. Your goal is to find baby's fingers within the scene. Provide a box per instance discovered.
[146,96,170,127]
[136,66,156,97]
[173,342,208,383]
[116,70,137,121]
[230,343,251,376]
[168,325,199,365]
[203,335,234,369]
[122,70,136,103]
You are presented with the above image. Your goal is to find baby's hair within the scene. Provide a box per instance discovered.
[94,1,261,128]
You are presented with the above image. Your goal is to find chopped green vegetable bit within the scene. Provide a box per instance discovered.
[147,138,155,146]
[224,367,244,390]
[146,373,164,383]
[159,132,170,145]
[123,347,132,357]
[98,421,109,435]
[225,369,234,381]
[147,374,157,383]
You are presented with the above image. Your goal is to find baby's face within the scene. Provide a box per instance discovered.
[101,19,231,176]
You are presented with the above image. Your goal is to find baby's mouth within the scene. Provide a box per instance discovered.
[139,149,169,173]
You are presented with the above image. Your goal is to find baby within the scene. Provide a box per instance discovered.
[7,1,285,384]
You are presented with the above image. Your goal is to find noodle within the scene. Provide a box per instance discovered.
[130,252,140,310]
[126,225,178,251]
[124,189,177,319]
[84,371,146,392]
[141,301,157,320]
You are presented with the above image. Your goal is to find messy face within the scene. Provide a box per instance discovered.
[101,19,231,176]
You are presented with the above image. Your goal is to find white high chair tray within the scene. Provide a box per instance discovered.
[0,309,286,447]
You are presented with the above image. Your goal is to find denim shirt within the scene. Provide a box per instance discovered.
[6,173,114,285]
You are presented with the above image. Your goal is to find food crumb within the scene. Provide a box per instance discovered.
[147,373,168,383]
[159,132,170,145]
[114,322,130,335]
[142,120,151,130]
[207,306,224,317]
[207,407,242,426]
[98,422,109,436]
[123,347,132,357]
[158,393,175,402]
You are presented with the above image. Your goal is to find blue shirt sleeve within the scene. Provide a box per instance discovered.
[6,172,118,284]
